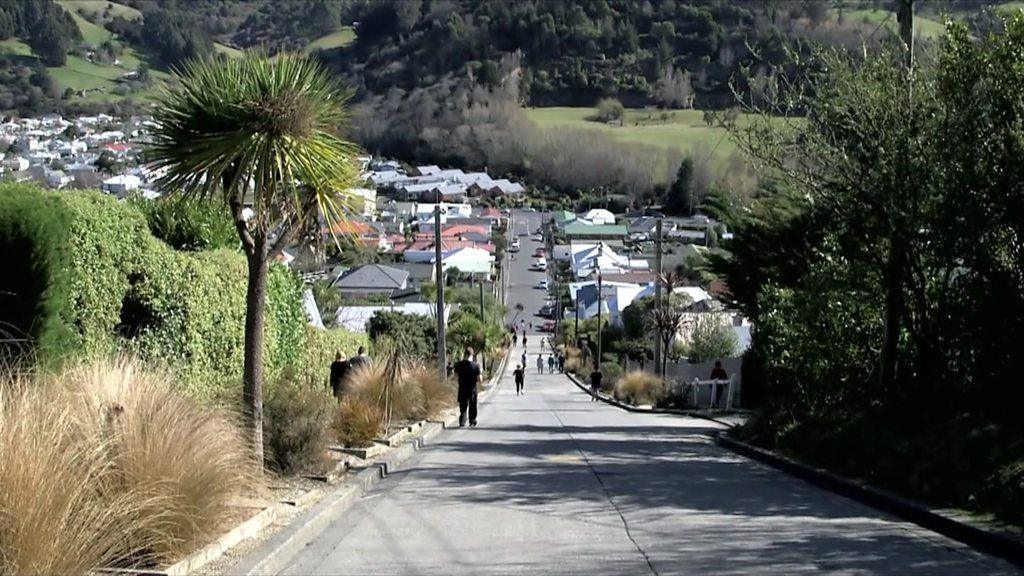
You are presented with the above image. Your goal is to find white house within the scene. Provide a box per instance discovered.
[346,188,378,217]
[580,208,617,226]
[441,246,494,276]
[102,174,142,195]
[2,156,29,171]
[414,202,473,229]
[334,302,452,333]
[570,242,649,279]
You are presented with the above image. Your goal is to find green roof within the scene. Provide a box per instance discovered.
[553,210,576,222]
[564,223,628,237]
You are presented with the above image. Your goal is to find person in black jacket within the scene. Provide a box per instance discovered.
[329,351,349,398]
[453,347,481,427]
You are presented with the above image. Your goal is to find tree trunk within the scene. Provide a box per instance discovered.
[879,236,904,398]
[243,243,269,466]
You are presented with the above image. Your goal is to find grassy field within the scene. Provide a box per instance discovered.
[838,8,947,39]
[525,107,746,162]
[305,27,356,53]
[57,0,141,24]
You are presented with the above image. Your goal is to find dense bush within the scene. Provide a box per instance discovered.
[720,17,1024,524]
[0,358,255,572]
[366,310,436,360]
[331,396,383,448]
[263,372,335,474]
[598,361,624,392]
[129,195,237,252]
[0,184,312,402]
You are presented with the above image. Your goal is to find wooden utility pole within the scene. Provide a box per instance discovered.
[596,269,603,370]
[653,218,663,378]
[434,206,447,380]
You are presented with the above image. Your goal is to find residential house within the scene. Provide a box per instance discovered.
[569,242,649,279]
[579,208,617,226]
[334,302,452,333]
[553,210,577,230]
[628,216,678,240]
[331,264,410,298]
[564,222,628,241]
[346,188,378,217]
[101,174,141,195]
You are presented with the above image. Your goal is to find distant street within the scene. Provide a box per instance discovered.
[504,209,551,335]
[266,207,1019,575]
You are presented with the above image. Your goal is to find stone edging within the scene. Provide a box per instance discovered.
[564,372,744,428]
[714,432,1024,569]
[226,348,511,575]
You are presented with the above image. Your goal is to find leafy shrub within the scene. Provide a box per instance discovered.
[331,397,383,448]
[263,373,334,474]
[366,310,436,360]
[295,326,368,387]
[614,370,666,405]
[0,358,256,572]
[598,361,623,391]
[981,461,1024,525]
[129,195,237,251]
[0,184,310,402]
[685,314,739,362]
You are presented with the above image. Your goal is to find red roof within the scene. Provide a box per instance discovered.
[479,208,501,219]
[323,220,373,235]
[105,143,130,152]
[391,239,495,254]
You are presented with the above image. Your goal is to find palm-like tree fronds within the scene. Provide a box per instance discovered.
[148,51,360,256]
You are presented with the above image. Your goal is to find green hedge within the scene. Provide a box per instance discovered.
[0,184,360,403]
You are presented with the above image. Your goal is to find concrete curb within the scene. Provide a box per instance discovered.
[228,349,511,575]
[564,372,743,429]
[714,432,1024,569]
[228,421,449,576]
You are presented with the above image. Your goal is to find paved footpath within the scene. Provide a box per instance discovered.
[280,340,1019,575]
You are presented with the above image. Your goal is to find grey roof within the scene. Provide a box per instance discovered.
[332,264,409,290]
[629,217,660,233]
[385,262,436,282]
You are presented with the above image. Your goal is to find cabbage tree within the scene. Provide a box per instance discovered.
[148,52,359,461]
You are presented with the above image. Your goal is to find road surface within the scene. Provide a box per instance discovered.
[276,210,1017,575]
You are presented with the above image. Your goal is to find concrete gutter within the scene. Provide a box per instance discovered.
[564,372,743,428]
[714,433,1024,569]
[228,349,510,575]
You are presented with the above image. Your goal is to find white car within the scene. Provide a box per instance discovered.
[510,238,520,252]
[533,258,547,271]
[536,279,549,290]
[532,234,543,242]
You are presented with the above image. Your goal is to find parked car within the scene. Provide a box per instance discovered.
[534,248,545,257]
[536,279,549,290]
[532,234,544,242]
[533,259,547,271]
[538,320,556,333]
[510,238,520,252]
[537,304,555,318]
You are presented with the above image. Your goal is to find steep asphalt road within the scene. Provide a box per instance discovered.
[275,210,1017,575]
[279,352,1017,575]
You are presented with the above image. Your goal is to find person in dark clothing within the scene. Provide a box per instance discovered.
[453,347,481,427]
[329,351,349,398]
[547,354,555,373]
[558,354,565,373]
[348,346,371,371]
[589,368,602,401]
[522,333,528,347]
[513,363,525,395]
[710,360,728,407]
[521,351,527,368]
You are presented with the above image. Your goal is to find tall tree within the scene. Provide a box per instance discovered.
[665,157,694,215]
[148,52,360,462]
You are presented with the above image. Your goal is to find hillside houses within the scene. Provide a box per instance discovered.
[0,114,158,194]
[364,161,525,202]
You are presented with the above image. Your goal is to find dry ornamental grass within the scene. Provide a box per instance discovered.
[614,371,668,406]
[0,359,257,573]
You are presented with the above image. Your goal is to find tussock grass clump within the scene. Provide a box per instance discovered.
[0,380,144,574]
[407,362,455,419]
[345,360,424,425]
[332,396,384,448]
[0,359,257,572]
[264,373,335,474]
[614,371,667,406]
